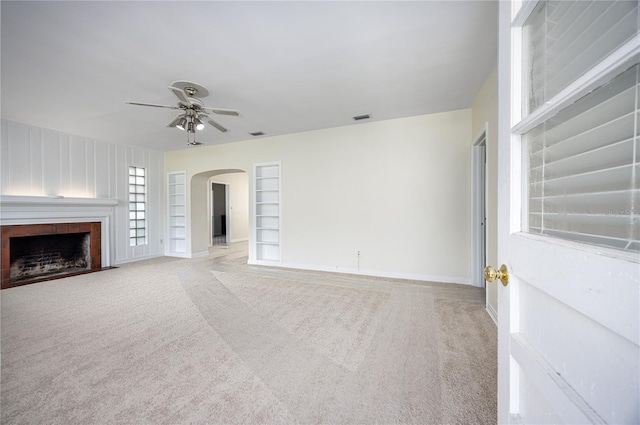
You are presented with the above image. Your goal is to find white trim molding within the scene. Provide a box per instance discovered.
[486,302,498,326]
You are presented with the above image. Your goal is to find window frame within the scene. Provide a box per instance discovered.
[128,166,147,247]
[512,0,640,256]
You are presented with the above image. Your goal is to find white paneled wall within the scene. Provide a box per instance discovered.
[0,118,164,263]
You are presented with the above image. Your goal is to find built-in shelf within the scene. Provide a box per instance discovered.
[167,171,187,256]
[254,162,281,263]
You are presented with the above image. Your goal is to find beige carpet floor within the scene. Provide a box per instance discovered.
[1,242,497,424]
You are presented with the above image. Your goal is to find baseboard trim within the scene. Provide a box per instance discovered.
[164,252,190,259]
[115,253,164,265]
[486,302,498,326]
[247,260,471,286]
[230,237,248,243]
[247,259,283,267]
[162,251,209,260]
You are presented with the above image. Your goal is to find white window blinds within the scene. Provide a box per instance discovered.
[521,1,639,253]
[523,1,638,114]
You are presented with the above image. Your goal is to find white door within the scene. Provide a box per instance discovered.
[495,1,639,424]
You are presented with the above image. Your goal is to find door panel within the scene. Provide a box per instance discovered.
[511,233,639,345]
[515,278,638,421]
[497,1,640,424]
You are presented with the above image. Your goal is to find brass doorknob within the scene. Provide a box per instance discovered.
[484,264,509,286]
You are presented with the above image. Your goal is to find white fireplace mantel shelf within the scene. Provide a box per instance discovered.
[0,195,119,225]
[0,195,119,208]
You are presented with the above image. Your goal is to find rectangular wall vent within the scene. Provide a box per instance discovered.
[249,131,265,136]
[353,114,371,121]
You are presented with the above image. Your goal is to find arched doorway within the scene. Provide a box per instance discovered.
[190,169,248,256]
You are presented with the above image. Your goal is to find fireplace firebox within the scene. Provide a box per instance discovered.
[1,222,102,289]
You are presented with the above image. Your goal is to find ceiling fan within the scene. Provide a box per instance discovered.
[126,81,240,145]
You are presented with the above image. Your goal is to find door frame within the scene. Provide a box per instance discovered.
[209,179,230,245]
[472,125,495,325]
[471,125,488,289]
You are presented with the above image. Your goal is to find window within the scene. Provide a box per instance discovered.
[517,0,639,253]
[129,166,146,246]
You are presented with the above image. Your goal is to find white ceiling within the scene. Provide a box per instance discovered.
[1,1,497,152]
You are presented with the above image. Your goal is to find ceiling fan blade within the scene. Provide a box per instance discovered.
[207,118,228,133]
[125,101,179,109]
[168,86,191,105]
[205,107,240,116]
[166,114,185,128]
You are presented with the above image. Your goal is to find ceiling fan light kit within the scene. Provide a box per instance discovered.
[125,81,240,146]
[176,117,187,130]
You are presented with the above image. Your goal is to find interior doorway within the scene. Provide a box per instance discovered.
[211,182,229,246]
[471,130,487,288]
[190,169,248,256]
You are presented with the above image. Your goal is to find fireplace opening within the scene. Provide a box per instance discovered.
[10,233,91,282]
[1,222,102,289]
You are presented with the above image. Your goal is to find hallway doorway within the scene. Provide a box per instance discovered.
[191,169,249,257]
[211,182,229,246]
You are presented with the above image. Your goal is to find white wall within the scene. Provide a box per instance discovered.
[0,118,165,264]
[471,67,499,319]
[165,109,473,284]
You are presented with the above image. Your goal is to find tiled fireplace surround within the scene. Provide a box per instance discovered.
[0,195,118,289]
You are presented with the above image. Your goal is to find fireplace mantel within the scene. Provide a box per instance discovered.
[1,195,119,272]
[0,195,119,209]
[1,195,118,222]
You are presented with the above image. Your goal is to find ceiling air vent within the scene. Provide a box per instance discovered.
[353,114,371,121]
[249,131,265,136]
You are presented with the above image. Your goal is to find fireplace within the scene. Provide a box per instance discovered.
[1,222,102,289]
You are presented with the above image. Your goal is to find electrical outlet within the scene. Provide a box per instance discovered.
[160,239,163,244]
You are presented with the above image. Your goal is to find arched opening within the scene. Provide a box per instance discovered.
[190,169,248,256]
